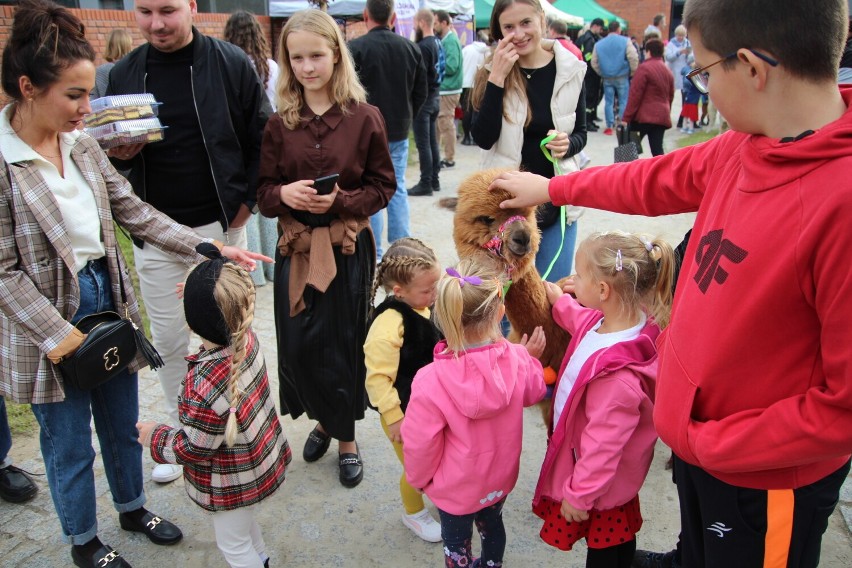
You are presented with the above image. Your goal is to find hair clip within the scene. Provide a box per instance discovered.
[642,238,653,252]
[446,267,482,287]
[615,250,623,272]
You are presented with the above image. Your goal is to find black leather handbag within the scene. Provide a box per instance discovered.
[57,260,163,390]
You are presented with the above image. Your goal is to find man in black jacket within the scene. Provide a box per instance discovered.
[349,0,427,259]
[575,18,605,130]
[106,0,270,484]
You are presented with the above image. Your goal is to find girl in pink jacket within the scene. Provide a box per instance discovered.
[402,257,547,568]
[533,231,674,567]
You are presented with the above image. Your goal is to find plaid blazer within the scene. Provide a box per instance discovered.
[150,330,291,511]
[0,133,206,404]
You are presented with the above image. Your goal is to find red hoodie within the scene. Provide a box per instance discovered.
[548,87,852,490]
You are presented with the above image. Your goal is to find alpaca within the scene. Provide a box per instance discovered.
[442,168,570,376]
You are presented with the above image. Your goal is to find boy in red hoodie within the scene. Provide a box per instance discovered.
[490,1,852,566]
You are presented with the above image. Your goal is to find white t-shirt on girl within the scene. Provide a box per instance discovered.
[553,313,647,427]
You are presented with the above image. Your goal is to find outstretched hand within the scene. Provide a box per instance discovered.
[519,325,546,359]
[488,171,552,209]
[220,246,273,272]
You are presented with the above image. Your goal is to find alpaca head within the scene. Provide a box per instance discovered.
[452,169,540,275]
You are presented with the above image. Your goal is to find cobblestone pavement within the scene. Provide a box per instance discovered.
[1,116,850,567]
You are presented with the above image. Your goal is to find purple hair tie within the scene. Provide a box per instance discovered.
[446,268,482,287]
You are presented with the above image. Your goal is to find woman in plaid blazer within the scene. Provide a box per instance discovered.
[0,2,268,567]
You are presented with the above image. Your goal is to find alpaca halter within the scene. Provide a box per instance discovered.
[481,215,527,296]
[481,215,527,261]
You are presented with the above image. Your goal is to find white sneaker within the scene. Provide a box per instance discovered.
[152,463,182,483]
[402,509,442,543]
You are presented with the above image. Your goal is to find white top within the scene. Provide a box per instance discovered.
[553,313,646,427]
[0,105,105,273]
[265,58,280,112]
[462,41,489,89]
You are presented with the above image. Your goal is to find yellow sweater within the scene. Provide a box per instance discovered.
[364,305,431,425]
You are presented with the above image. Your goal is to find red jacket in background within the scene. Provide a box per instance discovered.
[622,56,675,128]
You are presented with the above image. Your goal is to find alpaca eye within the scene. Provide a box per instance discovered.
[474,215,495,226]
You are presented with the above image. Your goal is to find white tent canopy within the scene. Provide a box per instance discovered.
[269,0,474,18]
[539,0,583,27]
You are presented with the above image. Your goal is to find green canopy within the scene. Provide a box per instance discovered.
[551,0,627,29]
[474,0,495,29]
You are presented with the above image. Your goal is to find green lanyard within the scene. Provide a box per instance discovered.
[539,133,567,281]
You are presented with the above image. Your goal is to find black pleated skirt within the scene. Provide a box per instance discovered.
[273,229,374,441]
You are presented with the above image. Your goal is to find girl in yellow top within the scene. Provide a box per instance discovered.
[364,238,443,542]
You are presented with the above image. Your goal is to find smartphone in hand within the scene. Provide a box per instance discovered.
[313,173,340,195]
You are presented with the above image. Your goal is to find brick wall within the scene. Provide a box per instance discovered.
[0,6,273,66]
[596,0,673,38]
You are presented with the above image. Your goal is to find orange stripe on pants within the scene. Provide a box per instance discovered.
[764,489,794,568]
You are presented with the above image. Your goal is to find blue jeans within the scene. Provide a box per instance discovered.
[438,499,506,567]
[535,219,578,281]
[370,138,411,259]
[0,397,11,468]
[603,76,630,127]
[30,259,145,544]
[412,94,441,188]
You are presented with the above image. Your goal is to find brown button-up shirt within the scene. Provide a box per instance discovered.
[256,103,395,220]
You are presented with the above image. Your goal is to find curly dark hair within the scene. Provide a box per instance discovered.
[224,10,271,84]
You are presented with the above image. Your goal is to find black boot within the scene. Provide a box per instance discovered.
[408,182,433,197]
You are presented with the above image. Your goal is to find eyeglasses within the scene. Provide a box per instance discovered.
[686,49,779,94]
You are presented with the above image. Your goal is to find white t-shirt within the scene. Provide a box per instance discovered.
[553,313,647,427]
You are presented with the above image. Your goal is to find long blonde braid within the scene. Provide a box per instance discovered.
[212,263,257,448]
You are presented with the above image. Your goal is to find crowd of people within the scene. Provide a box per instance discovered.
[1,0,852,567]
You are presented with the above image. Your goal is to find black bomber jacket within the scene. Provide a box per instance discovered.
[106,28,272,231]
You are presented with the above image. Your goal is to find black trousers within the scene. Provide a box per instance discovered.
[674,456,850,568]
[586,540,636,568]
[460,87,473,138]
[584,71,602,121]
[630,122,667,156]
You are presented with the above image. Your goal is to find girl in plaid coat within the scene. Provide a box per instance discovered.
[138,244,291,568]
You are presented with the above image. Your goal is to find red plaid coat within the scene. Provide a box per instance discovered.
[0,128,207,404]
[150,329,290,511]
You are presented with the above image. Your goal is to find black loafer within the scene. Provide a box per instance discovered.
[71,544,132,567]
[338,446,363,488]
[118,510,183,545]
[303,426,331,462]
[0,464,38,503]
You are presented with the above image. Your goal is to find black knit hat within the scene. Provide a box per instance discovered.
[184,243,232,346]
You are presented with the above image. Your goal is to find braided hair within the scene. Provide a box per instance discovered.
[212,263,257,448]
[370,237,439,309]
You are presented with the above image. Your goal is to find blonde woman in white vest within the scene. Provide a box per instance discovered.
[471,0,587,281]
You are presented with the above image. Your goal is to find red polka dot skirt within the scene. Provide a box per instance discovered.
[532,495,643,551]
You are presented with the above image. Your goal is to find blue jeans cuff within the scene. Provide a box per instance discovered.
[63,522,99,546]
[114,491,146,514]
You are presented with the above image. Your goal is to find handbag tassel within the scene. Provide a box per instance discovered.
[133,327,164,370]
